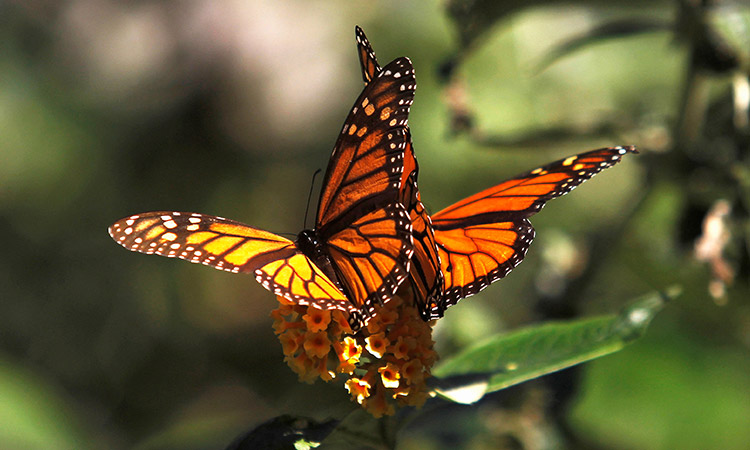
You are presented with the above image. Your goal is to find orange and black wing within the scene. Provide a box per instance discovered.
[316,56,415,227]
[431,146,638,312]
[109,212,353,313]
[355,26,444,319]
[315,55,417,319]
[325,205,413,323]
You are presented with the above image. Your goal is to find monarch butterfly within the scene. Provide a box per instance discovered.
[109,50,419,329]
[355,26,637,320]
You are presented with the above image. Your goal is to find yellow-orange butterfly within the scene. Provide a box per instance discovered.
[110,44,418,329]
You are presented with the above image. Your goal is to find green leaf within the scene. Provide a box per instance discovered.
[431,289,673,404]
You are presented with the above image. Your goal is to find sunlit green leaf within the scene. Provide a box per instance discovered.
[432,290,673,403]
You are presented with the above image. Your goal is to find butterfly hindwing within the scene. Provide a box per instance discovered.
[326,203,412,317]
[434,220,534,310]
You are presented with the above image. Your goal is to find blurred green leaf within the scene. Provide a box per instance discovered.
[0,357,91,449]
[534,18,671,73]
[708,4,750,71]
[444,0,663,58]
[431,290,672,404]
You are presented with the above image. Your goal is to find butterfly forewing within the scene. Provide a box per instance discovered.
[434,146,638,226]
[311,55,417,321]
[431,146,637,310]
[109,212,291,270]
[316,57,416,228]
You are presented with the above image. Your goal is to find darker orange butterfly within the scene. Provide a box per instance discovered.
[355,26,638,320]
[109,46,419,329]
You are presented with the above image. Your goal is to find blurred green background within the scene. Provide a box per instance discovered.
[2,0,749,448]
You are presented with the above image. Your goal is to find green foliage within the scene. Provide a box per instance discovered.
[432,291,668,403]
[0,357,92,448]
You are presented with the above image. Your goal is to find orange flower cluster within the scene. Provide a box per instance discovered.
[271,293,437,417]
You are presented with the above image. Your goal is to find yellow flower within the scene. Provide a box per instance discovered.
[400,359,425,385]
[330,310,353,334]
[335,336,362,364]
[286,352,313,381]
[269,303,294,321]
[396,387,429,408]
[378,362,401,388]
[345,377,371,404]
[272,315,303,335]
[378,307,399,326]
[365,333,389,358]
[390,384,411,400]
[278,329,302,355]
[337,360,357,375]
[365,315,384,334]
[315,356,335,382]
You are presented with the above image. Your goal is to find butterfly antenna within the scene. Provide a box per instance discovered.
[304,169,323,229]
